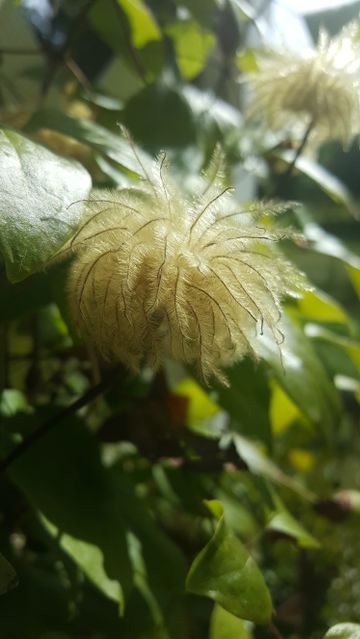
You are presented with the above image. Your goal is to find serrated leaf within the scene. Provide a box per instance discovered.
[0,128,91,282]
[0,553,18,595]
[186,501,272,625]
[325,623,360,639]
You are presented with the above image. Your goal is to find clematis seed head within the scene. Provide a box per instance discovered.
[66,155,306,385]
[246,22,360,147]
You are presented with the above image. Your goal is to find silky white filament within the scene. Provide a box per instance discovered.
[66,154,306,384]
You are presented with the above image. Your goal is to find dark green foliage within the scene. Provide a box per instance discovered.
[0,1,359,638]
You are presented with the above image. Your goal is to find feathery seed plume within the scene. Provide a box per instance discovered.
[66,154,306,384]
[246,22,360,146]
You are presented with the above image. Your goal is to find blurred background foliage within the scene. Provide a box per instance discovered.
[0,0,360,638]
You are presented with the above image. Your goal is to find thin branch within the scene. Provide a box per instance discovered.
[39,0,96,101]
[281,117,315,181]
[65,54,93,94]
[0,365,122,474]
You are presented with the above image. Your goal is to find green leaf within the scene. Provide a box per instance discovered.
[296,210,360,270]
[305,324,360,371]
[325,623,360,639]
[346,265,360,298]
[0,553,18,595]
[278,150,359,218]
[123,83,196,149]
[43,518,123,604]
[26,110,152,176]
[186,501,272,625]
[255,314,341,435]
[116,0,160,48]
[215,359,272,446]
[7,415,133,614]
[265,490,319,549]
[209,604,252,639]
[297,289,349,326]
[0,128,91,282]
[166,20,215,80]
[232,434,313,500]
[236,48,258,73]
[0,389,30,417]
[0,270,52,323]
[6,412,186,623]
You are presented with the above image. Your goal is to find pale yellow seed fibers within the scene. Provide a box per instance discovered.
[66,156,307,385]
[246,22,360,147]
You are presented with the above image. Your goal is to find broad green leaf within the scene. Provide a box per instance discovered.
[209,604,252,639]
[236,49,258,73]
[0,270,52,322]
[266,491,319,548]
[0,128,91,282]
[183,85,241,135]
[186,501,272,625]
[256,314,341,435]
[178,0,217,27]
[278,150,358,218]
[0,389,30,417]
[166,20,215,79]
[123,83,196,149]
[7,415,133,614]
[0,551,123,637]
[215,359,272,447]
[6,413,186,624]
[116,0,160,48]
[295,210,360,270]
[232,434,314,500]
[347,265,360,298]
[325,623,360,639]
[270,382,304,434]
[173,377,220,427]
[26,110,152,176]
[305,324,360,371]
[0,553,18,595]
[297,289,349,325]
[44,519,122,604]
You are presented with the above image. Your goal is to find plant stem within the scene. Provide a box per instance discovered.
[282,117,315,181]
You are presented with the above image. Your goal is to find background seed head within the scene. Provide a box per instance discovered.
[67,156,307,385]
[246,22,360,147]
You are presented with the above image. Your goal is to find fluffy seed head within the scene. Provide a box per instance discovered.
[66,155,306,384]
[246,22,360,146]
